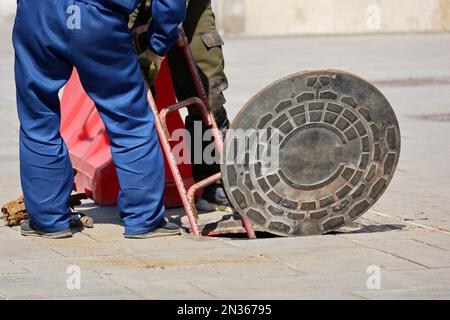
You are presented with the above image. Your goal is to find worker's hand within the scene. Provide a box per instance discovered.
[137,49,164,86]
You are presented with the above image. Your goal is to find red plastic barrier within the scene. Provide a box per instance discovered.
[60,61,195,207]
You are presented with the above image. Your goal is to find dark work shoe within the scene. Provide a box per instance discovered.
[20,220,72,239]
[196,184,235,214]
[124,219,181,239]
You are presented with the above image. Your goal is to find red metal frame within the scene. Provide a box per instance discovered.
[148,28,256,239]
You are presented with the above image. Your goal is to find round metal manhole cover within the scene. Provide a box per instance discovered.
[221,70,401,236]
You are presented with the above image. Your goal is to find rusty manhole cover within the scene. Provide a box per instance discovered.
[222,70,401,237]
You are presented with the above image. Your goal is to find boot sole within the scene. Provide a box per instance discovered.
[21,229,72,239]
[125,229,181,239]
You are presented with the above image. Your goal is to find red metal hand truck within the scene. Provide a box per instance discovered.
[148,28,256,239]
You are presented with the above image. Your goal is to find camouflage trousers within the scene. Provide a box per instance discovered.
[130,0,230,182]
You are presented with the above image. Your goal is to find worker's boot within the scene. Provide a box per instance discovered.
[196,184,235,214]
[20,220,72,239]
[124,218,181,239]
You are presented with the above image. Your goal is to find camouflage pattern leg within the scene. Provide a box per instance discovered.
[129,0,230,182]
[167,0,230,182]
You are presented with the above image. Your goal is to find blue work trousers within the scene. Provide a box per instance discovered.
[13,0,165,235]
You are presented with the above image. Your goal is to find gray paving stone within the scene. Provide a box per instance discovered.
[78,223,125,244]
[0,273,125,300]
[0,228,65,260]
[408,233,450,251]
[12,258,101,275]
[353,288,450,300]
[382,268,450,290]
[230,239,425,273]
[132,253,301,280]
[125,234,231,256]
[349,239,450,269]
[76,256,170,278]
[111,278,218,299]
[0,260,28,275]
[227,234,358,251]
[192,272,407,299]
[33,232,136,258]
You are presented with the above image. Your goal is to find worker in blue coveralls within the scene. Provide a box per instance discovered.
[13,0,186,239]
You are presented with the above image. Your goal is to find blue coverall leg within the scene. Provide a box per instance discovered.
[12,0,184,235]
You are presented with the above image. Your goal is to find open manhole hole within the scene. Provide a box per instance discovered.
[413,113,450,122]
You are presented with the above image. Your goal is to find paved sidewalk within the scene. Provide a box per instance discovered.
[1,25,450,299]
[1,209,449,299]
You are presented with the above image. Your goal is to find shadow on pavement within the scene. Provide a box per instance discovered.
[72,202,408,240]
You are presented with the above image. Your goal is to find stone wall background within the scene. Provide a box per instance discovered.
[213,0,450,36]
